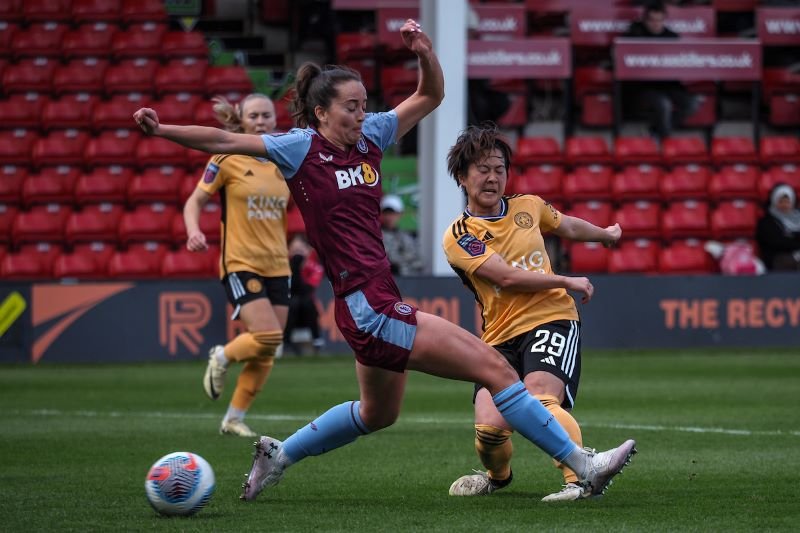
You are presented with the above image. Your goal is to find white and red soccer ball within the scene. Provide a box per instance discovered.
[145,452,215,516]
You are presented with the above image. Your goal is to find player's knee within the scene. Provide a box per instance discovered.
[251,330,283,358]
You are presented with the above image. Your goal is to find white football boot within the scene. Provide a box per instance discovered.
[241,436,285,501]
[220,418,257,438]
[579,439,637,496]
[203,345,227,400]
[541,482,590,502]
[448,470,512,496]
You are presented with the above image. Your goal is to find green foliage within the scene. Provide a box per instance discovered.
[1,351,799,532]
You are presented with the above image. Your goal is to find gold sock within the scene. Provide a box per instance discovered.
[224,330,283,362]
[535,394,582,484]
[230,356,274,411]
[474,424,513,482]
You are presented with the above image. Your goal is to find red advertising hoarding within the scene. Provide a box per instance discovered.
[758,8,800,46]
[571,7,715,46]
[467,38,571,79]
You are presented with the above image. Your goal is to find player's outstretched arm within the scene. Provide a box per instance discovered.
[133,107,267,157]
[475,254,594,303]
[552,215,622,248]
[393,19,444,138]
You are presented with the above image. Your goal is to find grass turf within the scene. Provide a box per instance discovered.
[1,350,799,532]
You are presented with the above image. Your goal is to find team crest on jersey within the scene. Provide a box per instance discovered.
[514,212,533,229]
[457,234,486,257]
[394,302,413,315]
[356,135,368,154]
[246,278,263,293]
[203,163,220,184]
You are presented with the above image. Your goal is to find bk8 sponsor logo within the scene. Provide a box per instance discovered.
[335,163,380,190]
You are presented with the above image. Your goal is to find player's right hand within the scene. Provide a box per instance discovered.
[569,276,594,304]
[186,231,208,252]
[133,108,160,135]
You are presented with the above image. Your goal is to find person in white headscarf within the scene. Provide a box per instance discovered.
[756,183,800,271]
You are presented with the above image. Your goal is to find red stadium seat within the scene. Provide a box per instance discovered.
[0,129,38,165]
[111,23,167,59]
[73,242,116,270]
[83,130,141,167]
[710,200,759,240]
[22,0,71,22]
[614,201,661,239]
[91,93,151,131]
[74,166,133,205]
[662,137,709,165]
[506,164,564,200]
[567,201,613,228]
[0,166,26,205]
[65,203,125,244]
[107,243,165,279]
[272,94,294,131]
[562,165,613,201]
[127,166,184,205]
[161,248,214,278]
[22,167,80,206]
[31,130,90,168]
[496,93,529,130]
[0,248,52,279]
[760,136,800,165]
[118,204,176,244]
[568,241,609,273]
[2,57,56,93]
[768,94,800,127]
[682,91,717,128]
[287,206,305,238]
[154,93,204,125]
[381,65,418,106]
[135,138,189,168]
[661,200,710,240]
[579,93,613,127]
[612,164,661,202]
[53,250,109,279]
[170,203,221,245]
[660,164,710,201]
[344,59,376,93]
[179,174,201,203]
[71,0,122,23]
[565,136,612,166]
[104,58,158,95]
[574,66,613,127]
[515,137,562,166]
[11,204,71,245]
[658,239,716,274]
[335,33,377,63]
[10,22,67,59]
[41,93,99,131]
[0,1,22,23]
[758,164,800,201]
[121,0,168,24]
[711,136,758,166]
[154,58,208,95]
[194,99,220,127]
[708,165,759,201]
[614,136,660,166]
[160,31,208,59]
[61,23,118,58]
[0,204,19,242]
[0,22,18,56]
[0,93,44,129]
[204,66,254,99]
[52,58,109,94]
[608,240,659,274]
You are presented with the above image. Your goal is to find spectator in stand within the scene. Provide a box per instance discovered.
[380,194,424,276]
[184,93,290,438]
[466,7,510,126]
[284,233,326,355]
[756,184,800,271]
[622,0,699,140]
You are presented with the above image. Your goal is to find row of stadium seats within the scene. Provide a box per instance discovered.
[569,239,723,275]
[0,23,205,61]
[0,0,166,24]
[0,59,253,98]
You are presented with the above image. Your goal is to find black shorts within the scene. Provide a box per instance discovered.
[474,320,582,409]
[222,271,290,319]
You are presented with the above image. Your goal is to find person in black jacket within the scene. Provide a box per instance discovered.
[756,183,800,271]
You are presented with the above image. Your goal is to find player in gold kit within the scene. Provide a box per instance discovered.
[443,124,622,502]
[183,93,291,437]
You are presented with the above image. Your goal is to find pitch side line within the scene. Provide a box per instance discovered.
[7,408,800,437]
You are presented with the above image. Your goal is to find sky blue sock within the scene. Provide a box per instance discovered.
[493,382,576,461]
[281,401,370,464]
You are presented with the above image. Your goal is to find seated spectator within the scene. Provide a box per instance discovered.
[756,184,800,271]
[622,0,699,140]
[284,234,326,356]
[380,194,424,276]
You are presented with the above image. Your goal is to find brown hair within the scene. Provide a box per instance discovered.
[212,93,272,133]
[446,123,513,188]
[291,62,362,128]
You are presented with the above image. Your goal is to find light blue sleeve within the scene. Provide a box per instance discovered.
[362,111,398,153]
[261,129,314,179]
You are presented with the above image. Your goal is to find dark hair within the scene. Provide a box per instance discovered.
[644,0,666,16]
[446,123,513,188]
[291,62,362,128]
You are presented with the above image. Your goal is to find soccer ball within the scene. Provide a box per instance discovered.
[145,452,215,516]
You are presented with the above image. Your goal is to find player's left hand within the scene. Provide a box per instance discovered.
[602,223,622,248]
[400,19,432,56]
[133,108,160,136]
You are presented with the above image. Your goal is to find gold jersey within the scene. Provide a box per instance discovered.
[198,154,291,278]
[442,194,578,346]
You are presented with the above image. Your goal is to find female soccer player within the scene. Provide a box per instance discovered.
[443,124,621,501]
[134,19,635,502]
[184,93,289,438]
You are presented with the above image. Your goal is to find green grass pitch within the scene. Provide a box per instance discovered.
[1,350,798,532]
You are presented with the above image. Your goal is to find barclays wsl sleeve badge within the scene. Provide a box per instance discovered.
[457,234,486,257]
[202,163,220,184]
